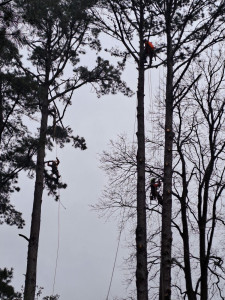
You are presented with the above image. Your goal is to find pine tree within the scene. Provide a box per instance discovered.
[14,0,132,298]
[0,0,38,228]
[0,268,22,299]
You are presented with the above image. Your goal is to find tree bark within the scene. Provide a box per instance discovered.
[135,2,148,298]
[160,2,173,298]
[199,162,213,300]
[179,149,196,300]
[199,189,208,300]
[181,202,196,300]
[0,76,3,144]
[24,84,49,300]
[136,60,148,300]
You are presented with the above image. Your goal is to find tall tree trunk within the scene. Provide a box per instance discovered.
[199,158,214,300]
[24,84,49,300]
[181,201,196,300]
[0,77,3,144]
[135,2,148,298]
[199,175,212,300]
[179,151,196,300]
[160,2,173,298]
[136,58,148,300]
[199,195,208,300]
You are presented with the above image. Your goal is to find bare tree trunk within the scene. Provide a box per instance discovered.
[0,78,3,144]
[24,84,49,300]
[199,193,208,300]
[135,2,148,298]
[178,149,196,300]
[136,61,148,300]
[160,3,173,298]
[199,163,213,300]
[181,202,196,300]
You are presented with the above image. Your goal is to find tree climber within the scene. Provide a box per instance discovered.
[46,157,61,183]
[150,177,162,205]
[143,39,156,66]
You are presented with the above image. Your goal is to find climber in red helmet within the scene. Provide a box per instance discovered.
[143,39,156,66]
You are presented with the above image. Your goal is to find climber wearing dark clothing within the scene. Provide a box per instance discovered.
[47,157,61,183]
[150,177,162,205]
[143,39,156,66]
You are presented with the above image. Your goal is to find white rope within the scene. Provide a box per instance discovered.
[52,189,60,295]
[106,211,125,300]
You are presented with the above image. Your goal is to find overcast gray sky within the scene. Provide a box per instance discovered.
[0,40,161,299]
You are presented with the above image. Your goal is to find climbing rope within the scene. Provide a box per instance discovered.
[52,118,61,295]
[52,189,60,295]
[106,210,125,300]
[51,148,66,295]
[147,68,154,145]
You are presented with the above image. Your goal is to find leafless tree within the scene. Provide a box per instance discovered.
[96,49,225,299]
[171,49,225,299]
[92,1,225,298]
